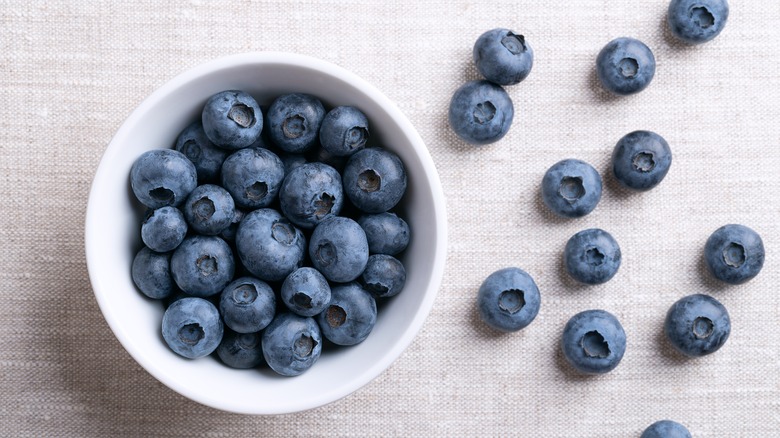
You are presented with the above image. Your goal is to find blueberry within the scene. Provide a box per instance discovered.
[342,148,407,214]
[277,151,308,176]
[161,297,223,359]
[704,224,765,285]
[130,149,198,209]
[316,282,377,346]
[279,162,344,229]
[564,228,622,285]
[612,130,672,191]
[360,254,406,299]
[202,90,263,150]
[220,147,285,210]
[219,208,245,243]
[668,0,729,44]
[174,121,229,183]
[473,28,534,86]
[235,208,306,282]
[641,420,692,438]
[141,206,188,253]
[262,313,322,376]
[357,212,410,256]
[131,246,174,299]
[477,267,541,332]
[170,235,235,297]
[216,329,264,369]
[561,309,626,374]
[309,217,369,283]
[319,106,370,157]
[219,276,276,333]
[541,159,602,218]
[596,37,656,96]
[448,80,514,145]
[182,184,236,236]
[281,267,332,317]
[665,294,730,357]
[266,93,326,153]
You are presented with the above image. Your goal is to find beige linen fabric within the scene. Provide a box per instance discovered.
[1,1,779,436]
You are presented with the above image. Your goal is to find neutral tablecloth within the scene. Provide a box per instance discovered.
[2,1,779,436]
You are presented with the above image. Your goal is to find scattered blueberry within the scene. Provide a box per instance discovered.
[612,130,672,191]
[561,309,626,374]
[704,224,765,285]
[309,217,369,283]
[319,106,370,157]
[266,93,326,153]
[141,206,188,253]
[220,147,285,210]
[170,235,235,297]
[130,149,198,209]
[182,184,236,236]
[235,208,306,282]
[477,267,541,332]
[216,329,264,369]
[596,37,656,96]
[161,297,224,359]
[132,246,175,300]
[262,313,322,376]
[174,121,229,183]
[219,276,276,333]
[541,159,602,218]
[279,162,344,229]
[668,0,729,44]
[473,28,534,86]
[202,90,263,150]
[641,420,692,438]
[316,282,377,346]
[564,228,622,285]
[448,79,514,145]
[342,148,407,214]
[665,293,731,357]
[281,267,332,317]
[357,212,410,256]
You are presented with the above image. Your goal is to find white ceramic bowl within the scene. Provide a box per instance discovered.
[85,52,447,414]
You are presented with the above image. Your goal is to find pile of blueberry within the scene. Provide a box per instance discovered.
[129,89,410,376]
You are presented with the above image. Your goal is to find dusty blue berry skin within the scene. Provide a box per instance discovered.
[130,149,198,209]
[448,80,514,145]
[216,329,264,369]
[182,184,236,236]
[202,90,263,150]
[219,208,245,243]
[235,208,306,282]
[596,37,656,96]
[161,297,223,359]
[541,159,603,218]
[279,162,344,229]
[132,246,174,299]
[360,254,406,299]
[281,267,332,317]
[357,212,410,256]
[141,206,188,253]
[665,294,731,357]
[343,148,407,214]
[641,420,692,438]
[174,121,229,184]
[704,224,765,285]
[266,93,326,153]
[262,313,322,376]
[221,147,285,210]
[316,282,377,346]
[612,130,672,191]
[219,276,276,333]
[309,217,369,283]
[564,228,622,285]
[561,309,626,374]
[319,106,370,157]
[477,267,541,332]
[668,0,729,44]
[170,235,235,297]
[473,28,534,86]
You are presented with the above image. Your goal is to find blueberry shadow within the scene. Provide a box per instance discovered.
[557,249,587,292]
[660,13,696,53]
[655,321,690,365]
[601,158,637,201]
[589,67,622,104]
[469,301,509,340]
[697,251,730,292]
[532,182,573,226]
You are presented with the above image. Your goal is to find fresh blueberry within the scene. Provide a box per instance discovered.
[309,217,369,283]
[130,149,198,209]
[262,313,322,376]
[216,329,264,369]
[316,282,377,346]
[161,297,223,359]
[561,309,626,374]
[473,28,534,86]
[182,184,236,236]
[132,246,174,299]
[281,267,332,317]
[266,93,326,153]
[668,0,729,44]
[564,228,622,285]
[596,37,656,96]
[219,276,276,333]
[342,148,407,214]
[360,254,406,299]
[357,212,410,256]
[235,208,306,282]
[612,130,672,191]
[641,420,692,438]
[279,162,344,229]
[220,147,285,210]
[448,80,514,145]
[170,235,235,297]
[202,90,263,150]
[219,208,245,243]
[174,121,229,183]
[141,206,188,253]
[665,294,730,357]
[704,224,765,285]
[319,106,370,157]
[477,267,541,332]
[541,159,602,218]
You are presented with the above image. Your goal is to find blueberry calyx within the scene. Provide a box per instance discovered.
[283,115,306,139]
[632,152,656,172]
[228,104,255,128]
[581,330,611,358]
[473,101,497,124]
[326,305,347,327]
[559,176,585,203]
[501,32,527,54]
[692,317,714,339]
[722,242,746,268]
[690,6,714,28]
[498,289,525,314]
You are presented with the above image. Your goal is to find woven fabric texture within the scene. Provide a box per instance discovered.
[2,1,779,436]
